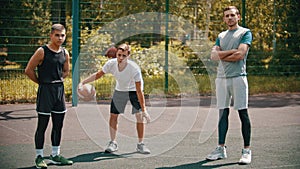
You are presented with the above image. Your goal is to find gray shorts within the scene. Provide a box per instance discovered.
[215,76,248,110]
[110,90,141,114]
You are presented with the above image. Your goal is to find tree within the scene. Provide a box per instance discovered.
[0,0,52,67]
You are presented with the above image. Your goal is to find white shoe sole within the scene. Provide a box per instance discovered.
[49,159,61,164]
[105,149,118,153]
[35,165,47,169]
[137,149,151,154]
[49,159,73,165]
[239,160,251,165]
[206,156,227,161]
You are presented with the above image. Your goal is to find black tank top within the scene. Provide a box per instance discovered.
[38,45,66,84]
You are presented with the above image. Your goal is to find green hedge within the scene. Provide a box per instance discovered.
[0,73,299,104]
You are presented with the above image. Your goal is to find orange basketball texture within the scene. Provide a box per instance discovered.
[105,47,117,58]
[77,84,96,101]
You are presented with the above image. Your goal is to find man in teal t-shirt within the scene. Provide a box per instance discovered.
[206,6,253,165]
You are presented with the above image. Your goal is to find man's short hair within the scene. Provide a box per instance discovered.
[51,24,65,33]
[117,43,131,55]
[223,6,240,15]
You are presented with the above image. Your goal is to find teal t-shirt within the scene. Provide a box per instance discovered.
[215,26,252,78]
[216,31,252,47]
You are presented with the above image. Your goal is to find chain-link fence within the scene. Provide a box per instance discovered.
[0,0,299,104]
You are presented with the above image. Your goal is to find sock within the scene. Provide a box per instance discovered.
[52,146,60,157]
[36,149,44,157]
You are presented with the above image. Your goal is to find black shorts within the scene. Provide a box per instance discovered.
[36,83,66,115]
[110,90,141,114]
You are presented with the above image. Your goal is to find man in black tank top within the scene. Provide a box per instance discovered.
[25,24,73,168]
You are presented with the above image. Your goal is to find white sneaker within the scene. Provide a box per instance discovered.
[239,148,251,164]
[136,143,151,154]
[206,146,227,160]
[105,141,118,153]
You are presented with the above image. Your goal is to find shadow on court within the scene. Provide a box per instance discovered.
[69,151,137,163]
[1,93,299,169]
[17,151,136,169]
[157,160,239,169]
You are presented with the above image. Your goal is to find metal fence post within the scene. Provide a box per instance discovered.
[72,0,79,106]
[242,0,246,27]
[165,0,169,93]
[272,0,277,54]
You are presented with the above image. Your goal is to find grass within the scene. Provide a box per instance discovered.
[0,73,299,104]
[248,75,300,94]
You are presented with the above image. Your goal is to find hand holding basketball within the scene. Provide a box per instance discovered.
[77,83,96,101]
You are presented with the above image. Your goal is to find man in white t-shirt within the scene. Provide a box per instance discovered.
[79,43,151,154]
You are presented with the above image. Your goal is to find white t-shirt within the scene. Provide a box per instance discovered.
[102,58,143,91]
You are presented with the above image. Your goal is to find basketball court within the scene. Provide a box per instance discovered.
[0,93,299,168]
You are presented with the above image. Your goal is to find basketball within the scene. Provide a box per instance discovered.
[105,47,117,58]
[77,83,96,101]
